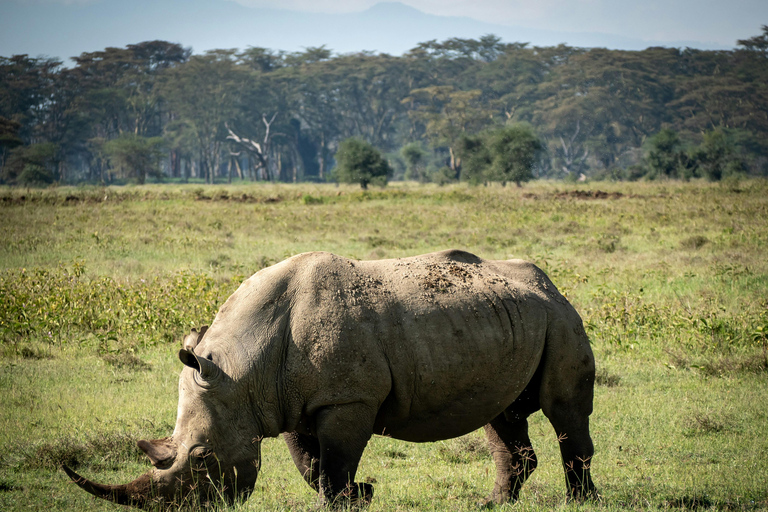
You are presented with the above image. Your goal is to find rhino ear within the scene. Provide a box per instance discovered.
[179,348,221,383]
[182,326,208,351]
[138,438,176,469]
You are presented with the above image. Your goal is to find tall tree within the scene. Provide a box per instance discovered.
[645,128,686,179]
[0,116,23,172]
[159,51,247,183]
[102,133,165,184]
[486,124,543,186]
[0,55,62,143]
[1,141,59,185]
[401,142,428,182]
[404,85,494,175]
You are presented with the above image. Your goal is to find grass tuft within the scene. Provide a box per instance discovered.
[684,412,731,436]
[435,435,489,464]
[595,367,621,387]
[698,352,768,377]
[99,352,152,371]
[666,494,715,509]
[666,349,768,376]
[680,235,709,250]
[19,346,54,360]
[20,432,144,471]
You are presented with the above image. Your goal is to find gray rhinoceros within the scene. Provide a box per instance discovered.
[64,250,597,508]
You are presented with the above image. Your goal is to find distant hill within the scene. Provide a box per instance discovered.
[0,0,731,63]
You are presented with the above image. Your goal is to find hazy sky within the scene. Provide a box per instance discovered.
[231,0,767,46]
[2,0,766,60]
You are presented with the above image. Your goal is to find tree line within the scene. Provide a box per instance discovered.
[1,28,767,187]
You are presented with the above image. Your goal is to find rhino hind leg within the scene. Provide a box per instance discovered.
[539,319,598,500]
[283,432,321,491]
[314,403,376,507]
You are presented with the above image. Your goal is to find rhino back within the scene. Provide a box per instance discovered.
[282,251,559,442]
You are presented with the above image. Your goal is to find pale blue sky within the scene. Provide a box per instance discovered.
[2,0,766,61]
[233,0,766,46]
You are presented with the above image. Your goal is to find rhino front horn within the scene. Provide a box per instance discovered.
[63,465,154,507]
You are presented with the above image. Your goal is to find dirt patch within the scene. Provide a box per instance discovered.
[422,262,471,291]
[0,194,108,205]
[555,190,625,200]
[422,267,453,291]
[0,191,284,205]
[194,192,282,203]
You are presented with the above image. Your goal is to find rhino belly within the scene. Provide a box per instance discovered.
[372,335,542,442]
[375,389,525,442]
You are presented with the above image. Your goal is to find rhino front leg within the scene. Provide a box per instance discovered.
[315,403,375,507]
[283,432,321,491]
[483,415,538,504]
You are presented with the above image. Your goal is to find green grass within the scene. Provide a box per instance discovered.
[1,179,767,510]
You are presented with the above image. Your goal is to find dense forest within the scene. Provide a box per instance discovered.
[1,28,767,186]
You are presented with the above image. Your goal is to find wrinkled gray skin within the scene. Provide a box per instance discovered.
[65,250,597,508]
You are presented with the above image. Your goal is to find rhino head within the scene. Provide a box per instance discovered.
[64,327,263,508]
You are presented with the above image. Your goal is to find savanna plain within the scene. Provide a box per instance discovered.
[1,180,767,511]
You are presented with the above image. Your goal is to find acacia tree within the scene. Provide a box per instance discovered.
[102,133,164,184]
[404,85,494,176]
[280,54,341,180]
[645,128,686,179]
[737,25,768,56]
[693,128,747,181]
[0,117,23,172]
[160,51,247,183]
[0,55,62,142]
[323,53,410,150]
[332,137,392,189]
[1,141,59,185]
[486,124,543,186]
[456,132,492,185]
[400,141,428,181]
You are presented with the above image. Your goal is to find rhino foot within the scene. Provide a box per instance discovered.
[478,488,519,509]
[566,483,600,503]
[322,482,373,509]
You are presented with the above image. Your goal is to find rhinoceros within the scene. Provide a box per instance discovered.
[64,249,597,508]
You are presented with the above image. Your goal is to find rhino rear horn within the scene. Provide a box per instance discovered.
[138,438,177,468]
[182,326,208,351]
[179,348,221,383]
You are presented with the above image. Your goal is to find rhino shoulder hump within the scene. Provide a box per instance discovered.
[430,249,484,264]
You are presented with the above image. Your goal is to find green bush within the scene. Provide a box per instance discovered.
[0,262,236,354]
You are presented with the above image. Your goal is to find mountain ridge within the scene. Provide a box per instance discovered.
[0,0,732,63]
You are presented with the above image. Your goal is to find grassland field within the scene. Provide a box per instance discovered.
[0,179,767,511]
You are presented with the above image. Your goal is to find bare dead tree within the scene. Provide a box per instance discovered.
[225,112,280,181]
[559,119,589,175]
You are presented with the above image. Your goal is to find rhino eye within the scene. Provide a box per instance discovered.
[190,447,216,472]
